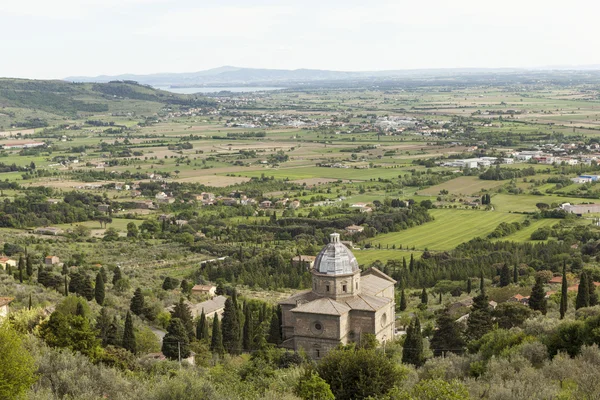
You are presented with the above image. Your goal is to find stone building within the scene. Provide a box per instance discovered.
[280,233,396,359]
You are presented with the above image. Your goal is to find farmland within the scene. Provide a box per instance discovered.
[369,209,525,251]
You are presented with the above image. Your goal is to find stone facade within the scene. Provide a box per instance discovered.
[280,233,396,359]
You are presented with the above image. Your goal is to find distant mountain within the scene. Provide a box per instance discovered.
[65,66,527,88]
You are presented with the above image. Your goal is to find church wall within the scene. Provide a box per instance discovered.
[291,311,343,341]
[280,304,295,340]
[349,310,376,341]
[374,302,396,342]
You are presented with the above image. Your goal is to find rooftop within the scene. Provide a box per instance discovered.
[313,233,359,276]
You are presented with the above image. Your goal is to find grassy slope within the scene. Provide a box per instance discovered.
[370,208,524,251]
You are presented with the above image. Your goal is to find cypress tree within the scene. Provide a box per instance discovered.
[267,308,282,345]
[420,288,428,304]
[64,275,68,296]
[162,318,190,360]
[112,266,122,285]
[130,288,145,316]
[242,304,254,351]
[466,292,492,341]
[122,311,136,354]
[94,272,105,305]
[513,264,519,283]
[399,289,407,311]
[560,262,568,319]
[588,271,599,307]
[171,297,194,340]
[402,317,424,367]
[196,309,208,340]
[409,254,414,273]
[210,315,224,354]
[576,272,590,310]
[18,255,24,283]
[466,278,472,294]
[439,292,442,304]
[430,309,465,357]
[99,266,108,284]
[76,301,85,316]
[222,297,241,354]
[479,271,485,293]
[180,279,190,294]
[28,294,32,310]
[403,257,407,270]
[62,263,68,275]
[529,277,547,315]
[96,307,112,346]
[499,264,511,287]
[26,254,33,277]
[107,316,120,346]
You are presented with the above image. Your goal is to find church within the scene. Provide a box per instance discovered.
[280,233,396,359]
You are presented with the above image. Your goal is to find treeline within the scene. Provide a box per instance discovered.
[480,166,536,180]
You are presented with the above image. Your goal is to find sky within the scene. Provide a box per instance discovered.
[1,0,599,79]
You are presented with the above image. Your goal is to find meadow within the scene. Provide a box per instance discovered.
[369,209,525,251]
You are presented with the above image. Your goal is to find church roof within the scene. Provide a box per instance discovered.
[291,297,351,316]
[314,233,359,275]
[342,293,391,311]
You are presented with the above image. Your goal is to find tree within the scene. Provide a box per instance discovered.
[576,272,590,310]
[493,302,532,329]
[18,254,24,283]
[466,278,472,294]
[68,271,94,301]
[122,311,136,354]
[399,289,407,311]
[420,288,428,305]
[180,279,191,294]
[170,297,194,340]
[466,292,493,341]
[560,262,568,319]
[267,308,281,345]
[529,277,548,315]
[130,288,145,316]
[499,264,511,287]
[221,297,241,354]
[210,315,224,355]
[408,379,470,400]
[402,316,424,367]
[242,304,254,351]
[103,227,119,242]
[162,318,190,360]
[0,323,37,400]
[112,266,122,285]
[126,222,139,238]
[295,370,334,400]
[94,272,105,305]
[318,347,405,400]
[430,309,465,357]
[589,271,599,307]
[513,264,519,283]
[409,253,415,273]
[479,271,485,293]
[39,311,102,357]
[26,254,33,277]
[96,307,112,346]
[196,309,209,340]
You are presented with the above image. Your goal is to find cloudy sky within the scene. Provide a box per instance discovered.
[1,0,598,79]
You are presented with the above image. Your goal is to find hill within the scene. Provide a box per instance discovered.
[65,66,529,87]
[0,79,214,129]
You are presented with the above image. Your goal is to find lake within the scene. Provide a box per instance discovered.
[154,86,285,94]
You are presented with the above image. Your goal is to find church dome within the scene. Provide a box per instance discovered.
[314,233,359,275]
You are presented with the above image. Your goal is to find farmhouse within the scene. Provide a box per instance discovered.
[0,256,16,270]
[0,297,13,319]
[45,255,60,266]
[190,295,227,318]
[98,204,110,213]
[260,200,272,208]
[291,255,316,270]
[35,227,64,236]
[561,203,600,215]
[191,284,217,297]
[345,225,364,235]
[508,294,529,305]
[280,233,396,360]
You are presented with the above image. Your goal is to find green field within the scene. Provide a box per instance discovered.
[369,209,525,251]
[354,249,421,265]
